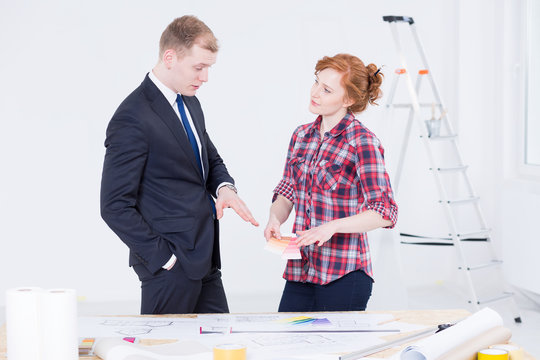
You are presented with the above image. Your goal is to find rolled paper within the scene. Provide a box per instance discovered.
[5,287,78,360]
[6,287,44,360]
[41,289,78,360]
[400,307,504,360]
[438,326,511,360]
[94,337,211,359]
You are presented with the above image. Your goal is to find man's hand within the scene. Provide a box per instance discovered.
[215,186,259,226]
[296,222,337,247]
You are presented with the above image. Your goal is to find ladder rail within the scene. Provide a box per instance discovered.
[388,73,422,193]
[388,22,421,114]
[385,70,401,108]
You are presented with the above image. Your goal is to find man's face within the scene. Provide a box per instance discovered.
[169,43,217,96]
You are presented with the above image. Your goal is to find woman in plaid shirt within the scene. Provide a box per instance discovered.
[264,54,398,312]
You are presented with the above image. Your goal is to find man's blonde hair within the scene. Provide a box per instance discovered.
[159,15,218,57]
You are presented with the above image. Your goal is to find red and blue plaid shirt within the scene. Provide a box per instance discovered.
[273,113,398,285]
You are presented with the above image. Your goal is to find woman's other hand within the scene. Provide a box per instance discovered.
[296,222,337,247]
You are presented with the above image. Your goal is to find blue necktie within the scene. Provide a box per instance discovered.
[176,94,203,176]
[176,94,216,215]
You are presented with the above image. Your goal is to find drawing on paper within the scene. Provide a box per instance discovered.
[251,334,336,346]
[101,320,174,327]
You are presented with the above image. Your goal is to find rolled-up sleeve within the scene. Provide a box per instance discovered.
[356,134,398,228]
[272,131,298,203]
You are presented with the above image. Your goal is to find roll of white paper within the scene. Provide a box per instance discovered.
[41,288,78,360]
[94,338,212,360]
[5,287,78,360]
[400,307,504,360]
[6,287,44,360]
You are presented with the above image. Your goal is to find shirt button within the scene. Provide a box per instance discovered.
[306,208,310,214]
[307,191,311,196]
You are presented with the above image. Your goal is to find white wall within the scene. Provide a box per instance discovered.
[497,0,540,296]
[1,0,537,311]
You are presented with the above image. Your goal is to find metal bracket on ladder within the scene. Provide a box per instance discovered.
[383,15,521,323]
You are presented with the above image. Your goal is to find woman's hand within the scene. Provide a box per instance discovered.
[296,221,337,247]
[264,215,282,241]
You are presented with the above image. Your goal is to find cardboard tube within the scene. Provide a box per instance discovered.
[437,326,512,360]
[490,344,525,360]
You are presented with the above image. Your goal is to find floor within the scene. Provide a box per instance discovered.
[1,284,539,358]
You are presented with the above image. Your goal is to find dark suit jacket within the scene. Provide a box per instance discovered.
[100,74,234,280]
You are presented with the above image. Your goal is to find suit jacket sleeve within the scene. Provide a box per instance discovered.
[100,115,172,274]
[204,132,235,197]
[185,95,234,197]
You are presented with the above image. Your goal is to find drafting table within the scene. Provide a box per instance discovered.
[0,309,535,359]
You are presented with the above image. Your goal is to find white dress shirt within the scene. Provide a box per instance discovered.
[149,71,204,175]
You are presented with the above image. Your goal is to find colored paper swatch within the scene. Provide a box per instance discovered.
[79,337,138,357]
[264,237,290,255]
[312,318,332,325]
[264,235,301,260]
[278,316,332,327]
[79,338,95,357]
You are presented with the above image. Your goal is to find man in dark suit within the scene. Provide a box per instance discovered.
[100,15,259,314]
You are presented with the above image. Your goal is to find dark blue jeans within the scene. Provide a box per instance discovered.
[278,269,373,312]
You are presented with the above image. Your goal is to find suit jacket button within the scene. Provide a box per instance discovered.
[212,214,216,220]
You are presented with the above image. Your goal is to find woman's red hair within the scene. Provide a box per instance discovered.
[315,53,383,113]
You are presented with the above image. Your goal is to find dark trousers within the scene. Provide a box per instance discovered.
[133,261,229,314]
[278,269,373,312]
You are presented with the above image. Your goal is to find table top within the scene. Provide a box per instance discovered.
[0,309,534,359]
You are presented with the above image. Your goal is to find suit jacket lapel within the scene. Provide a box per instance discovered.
[143,77,204,181]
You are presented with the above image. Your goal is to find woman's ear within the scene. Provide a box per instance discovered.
[343,96,354,109]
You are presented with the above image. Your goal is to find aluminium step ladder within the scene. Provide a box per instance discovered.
[382,15,521,322]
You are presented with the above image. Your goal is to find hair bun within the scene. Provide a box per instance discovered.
[366,63,383,106]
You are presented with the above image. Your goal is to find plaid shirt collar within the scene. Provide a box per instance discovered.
[308,112,355,138]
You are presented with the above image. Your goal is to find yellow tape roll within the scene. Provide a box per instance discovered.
[478,348,509,360]
[213,343,246,360]
[490,344,525,360]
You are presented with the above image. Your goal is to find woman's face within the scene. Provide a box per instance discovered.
[309,68,350,118]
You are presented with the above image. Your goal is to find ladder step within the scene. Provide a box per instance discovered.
[439,197,480,205]
[400,231,490,245]
[473,292,514,305]
[401,240,453,246]
[430,165,468,172]
[400,233,453,246]
[459,260,503,271]
[423,134,458,140]
[456,229,491,239]
[387,102,440,108]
